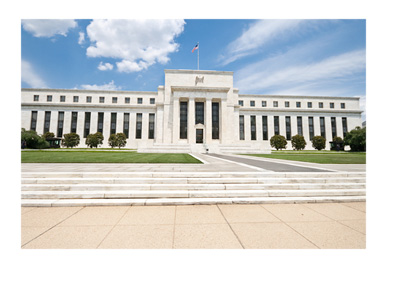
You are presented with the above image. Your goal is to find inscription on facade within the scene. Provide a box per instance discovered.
[195,76,204,85]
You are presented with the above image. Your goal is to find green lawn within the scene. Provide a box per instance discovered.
[244,151,366,164]
[21,150,202,164]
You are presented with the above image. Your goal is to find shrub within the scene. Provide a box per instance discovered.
[109,133,127,149]
[291,134,306,150]
[42,132,55,140]
[270,134,287,150]
[21,128,49,149]
[85,132,104,148]
[311,136,326,150]
[344,127,366,151]
[62,133,80,148]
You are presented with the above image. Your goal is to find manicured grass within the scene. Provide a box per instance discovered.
[244,151,366,164]
[21,150,202,164]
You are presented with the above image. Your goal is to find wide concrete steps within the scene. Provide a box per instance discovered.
[21,172,366,206]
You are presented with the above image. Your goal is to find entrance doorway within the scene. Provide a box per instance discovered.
[196,129,203,144]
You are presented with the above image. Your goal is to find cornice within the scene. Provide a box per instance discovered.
[171,86,230,93]
[165,69,233,75]
[21,102,157,111]
[238,94,360,100]
[21,88,157,96]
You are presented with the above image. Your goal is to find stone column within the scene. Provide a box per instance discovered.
[36,110,45,135]
[205,98,212,143]
[244,114,251,142]
[188,97,195,144]
[90,112,98,136]
[220,99,228,143]
[155,105,164,143]
[142,112,149,140]
[172,97,179,143]
[256,115,262,142]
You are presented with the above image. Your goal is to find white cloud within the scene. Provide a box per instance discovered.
[78,32,85,45]
[80,80,120,91]
[86,19,185,73]
[21,60,47,88]
[21,19,77,37]
[97,61,113,71]
[220,20,307,65]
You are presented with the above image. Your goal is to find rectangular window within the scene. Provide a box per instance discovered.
[84,112,91,138]
[262,101,266,107]
[330,102,335,109]
[319,102,324,108]
[44,111,51,134]
[99,97,105,103]
[307,102,312,108]
[136,113,142,139]
[342,117,348,138]
[296,102,301,108]
[341,103,346,109]
[57,111,64,138]
[112,97,118,103]
[212,102,219,139]
[274,116,280,135]
[251,115,256,140]
[86,96,92,103]
[71,112,78,133]
[150,98,155,104]
[149,113,155,139]
[60,95,65,102]
[33,95,39,101]
[73,96,79,102]
[320,117,326,138]
[110,113,117,135]
[331,117,337,138]
[97,112,104,134]
[297,116,303,136]
[285,101,290,107]
[123,113,130,138]
[47,95,52,102]
[308,117,314,140]
[238,100,243,106]
[250,100,255,107]
[286,116,291,140]
[125,97,130,104]
[137,98,143,104]
[239,115,245,140]
[195,102,204,124]
[30,111,37,131]
[262,116,268,140]
[180,101,188,139]
[273,101,278,107]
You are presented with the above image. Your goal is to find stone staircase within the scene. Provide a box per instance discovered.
[21,171,366,207]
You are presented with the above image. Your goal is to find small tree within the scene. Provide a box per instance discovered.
[42,132,55,140]
[270,134,287,150]
[85,132,104,148]
[291,134,306,150]
[332,136,344,151]
[108,134,117,148]
[21,128,49,149]
[344,127,366,152]
[115,133,127,149]
[311,136,326,150]
[62,133,80,148]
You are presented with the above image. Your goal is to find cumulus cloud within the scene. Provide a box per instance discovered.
[78,32,85,45]
[86,19,185,72]
[80,80,120,91]
[21,60,47,88]
[97,61,113,71]
[21,19,77,37]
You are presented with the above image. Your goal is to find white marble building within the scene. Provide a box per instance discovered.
[21,69,362,153]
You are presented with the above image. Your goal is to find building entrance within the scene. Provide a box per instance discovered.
[196,129,203,144]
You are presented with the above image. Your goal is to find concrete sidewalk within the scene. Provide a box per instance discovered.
[21,202,366,249]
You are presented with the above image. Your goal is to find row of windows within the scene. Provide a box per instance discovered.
[33,95,156,105]
[30,111,155,140]
[238,100,346,109]
[238,115,348,141]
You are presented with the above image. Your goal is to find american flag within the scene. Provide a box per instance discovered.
[191,43,199,53]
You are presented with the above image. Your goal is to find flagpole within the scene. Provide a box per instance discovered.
[197,42,199,70]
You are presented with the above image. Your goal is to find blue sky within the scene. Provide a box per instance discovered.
[21,19,366,117]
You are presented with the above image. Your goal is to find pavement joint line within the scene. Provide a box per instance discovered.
[21,206,85,248]
[258,204,321,249]
[95,206,132,249]
[227,154,339,172]
[338,201,367,213]
[216,204,245,249]
[205,154,268,172]
[334,220,366,235]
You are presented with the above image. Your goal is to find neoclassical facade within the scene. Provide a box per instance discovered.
[21,69,362,153]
